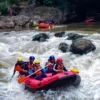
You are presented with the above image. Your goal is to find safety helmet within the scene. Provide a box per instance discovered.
[29,56,35,60]
[56,58,63,63]
[17,57,22,62]
[49,56,55,60]
[34,60,40,64]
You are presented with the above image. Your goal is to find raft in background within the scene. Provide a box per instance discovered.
[85,18,94,23]
[35,23,54,31]
[24,70,81,92]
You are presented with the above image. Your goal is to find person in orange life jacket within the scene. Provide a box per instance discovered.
[22,56,35,75]
[13,57,27,76]
[44,55,55,73]
[33,60,47,80]
[53,58,67,74]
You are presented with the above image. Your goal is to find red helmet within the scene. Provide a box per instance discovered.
[56,58,63,63]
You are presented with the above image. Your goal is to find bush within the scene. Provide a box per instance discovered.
[0,1,9,15]
[9,0,20,5]
[43,0,53,6]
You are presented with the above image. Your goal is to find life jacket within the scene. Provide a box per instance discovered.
[34,65,42,76]
[28,62,33,71]
[46,62,54,71]
[15,62,23,72]
[57,63,64,72]
[10,11,12,16]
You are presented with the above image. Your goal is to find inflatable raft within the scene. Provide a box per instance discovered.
[85,18,94,23]
[36,23,54,31]
[24,70,81,92]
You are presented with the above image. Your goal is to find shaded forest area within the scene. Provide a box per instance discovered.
[0,0,100,23]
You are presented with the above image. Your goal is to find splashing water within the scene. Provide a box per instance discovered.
[0,30,100,100]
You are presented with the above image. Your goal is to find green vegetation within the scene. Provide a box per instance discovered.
[0,1,9,15]
[9,0,20,5]
[0,0,20,15]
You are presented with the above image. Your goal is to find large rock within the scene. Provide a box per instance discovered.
[70,39,96,54]
[58,43,69,52]
[67,33,84,40]
[0,21,5,29]
[32,33,49,42]
[14,15,30,26]
[3,19,15,28]
[0,15,30,29]
[0,16,15,29]
[20,7,63,24]
[54,32,65,37]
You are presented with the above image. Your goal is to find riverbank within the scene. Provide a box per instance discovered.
[1,22,100,34]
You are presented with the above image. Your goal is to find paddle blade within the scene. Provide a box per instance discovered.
[71,68,79,74]
[18,76,27,84]
[14,66,23,72]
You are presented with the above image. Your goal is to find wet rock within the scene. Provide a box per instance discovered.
[20,7,63,24]
[54,32,65,37]
[14,15,30,26]
[70,39,96,54]
[3,33,10,35]
[0,21,5,29]
[0,16,15,29]
[4,20,14,29]
[58,42,69,52]
[32,33,49,42]
[0,15,30,29]
[67,32,84,40]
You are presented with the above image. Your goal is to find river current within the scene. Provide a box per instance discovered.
[0,30,100,100]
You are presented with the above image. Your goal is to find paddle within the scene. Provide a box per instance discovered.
[70,68,79,74]
[18,68,43,84]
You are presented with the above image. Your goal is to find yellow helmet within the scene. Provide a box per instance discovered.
[17,57,22,62]
[34,60,40,64]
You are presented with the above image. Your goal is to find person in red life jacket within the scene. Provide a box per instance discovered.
[22,56,35,75]
[53,58,67,74]
[12,57,28,76]
[44,55,56,73]
[25,56,35,71]
[33,60,47,80]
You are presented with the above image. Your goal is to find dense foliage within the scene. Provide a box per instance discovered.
[0,0,20,15]
[0,1,9,15]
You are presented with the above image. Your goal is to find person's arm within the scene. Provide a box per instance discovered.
[63,67,68,71]
[53,64,59,72]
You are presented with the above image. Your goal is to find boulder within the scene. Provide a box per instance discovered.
[0,21,5,29]
[3,33,10,35]
[58,43,69,52]
[14,15,30,26]
[19,7,63,24]
[0,16,15,29]
[70,39,96,54]
[4,19,15,29]
[32,33,49,42]
[54,32,65,37]
[67,32,84,40]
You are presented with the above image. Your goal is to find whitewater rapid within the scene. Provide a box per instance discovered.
[0,30,100,100]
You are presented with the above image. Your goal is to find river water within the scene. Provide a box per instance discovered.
[0,30,100,100]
